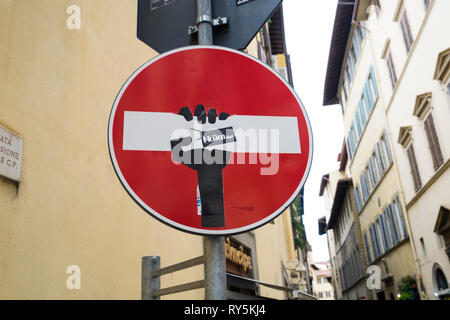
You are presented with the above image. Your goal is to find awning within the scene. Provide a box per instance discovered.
[323,0,355,106]
[326,178,353,230]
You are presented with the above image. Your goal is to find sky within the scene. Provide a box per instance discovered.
[282,0,345,262]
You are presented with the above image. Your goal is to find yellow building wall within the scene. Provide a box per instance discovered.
[0,1,298,300]
[0,0,205,299]
[246,38,298,299]
[253,209,295,299]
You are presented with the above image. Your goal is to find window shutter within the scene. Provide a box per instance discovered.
[365,82,374,111]
[424,114,443,170]
[364,233,372,263]
[355,109,363,137]
[359,101,367,125]
[354,187,362,212]
[376,142,386,172]
[382,132,392,164]
[394,196,407,239]
[387,52,398,88]
[407,144,422,191]
[387,204,400,244]
[360,175,367,202]
[370,66,379,98]
[374,146,384,177]
[381,211,392,249]
[379,215,389,251]
[370,224,380,259]
[400,11,414,52]
[376,219,386,254]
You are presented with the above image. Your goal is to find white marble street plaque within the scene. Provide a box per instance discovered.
[0,125,23,182]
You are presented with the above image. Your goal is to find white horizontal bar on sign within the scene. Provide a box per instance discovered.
[122,111,301,154]
[123,112,186,152]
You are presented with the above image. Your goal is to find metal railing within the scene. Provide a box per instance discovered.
[142,255,205,300]
[142,255,317,300]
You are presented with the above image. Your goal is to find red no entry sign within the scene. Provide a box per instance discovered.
[108,46,312,235]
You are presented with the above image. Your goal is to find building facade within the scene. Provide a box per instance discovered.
[361,0,450,299]
[319,0,450,300]
[310,261,335,300]
[0,1,309,299]
[319,144,371,300]
[321,0,450,300]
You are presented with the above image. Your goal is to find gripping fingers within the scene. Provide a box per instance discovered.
[194,104,207,124]
[219,112,230,121]
[207,109,217,124]
[178,106,193,121]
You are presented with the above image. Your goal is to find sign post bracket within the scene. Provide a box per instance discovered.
[188,17,229,36]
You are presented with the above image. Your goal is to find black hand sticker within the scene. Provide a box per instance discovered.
[170,105,232,228]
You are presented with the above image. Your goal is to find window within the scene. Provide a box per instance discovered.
[352,31,362,58]
[399,10,414,53]
[346,139,352,161]
[385,206,398,245]
[380,132,392,165]
[435,267,449,291]
[364,232,372,263]
[374,145,385,178]
[362,86,372,115]
[360,175,369,202]
[393,196,407,239]
[365,83,374,112]
[381,212,393,249]
[341,87,348,108]
[406,143,422,191]
[376,219,386,255]
[348,123,358,158]
[354,186,363,213]
[370,224,382,259]
[366,163,377,191]
[387,196,408,247]
[346,67,379,158]
[355,109,363,137]
[368,67,379,103]
[343,27,365,92]
[344,69,351,92]
[359,101,367,126]
[386,51,398,88]
[368,197,407,261]
[370,155,380,184]
[423,114,443,170]
[378,215,389,252]
[349,48,357,77]
[356,133,392,208]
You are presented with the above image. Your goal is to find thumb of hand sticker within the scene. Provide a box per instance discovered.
[170,105,234,228]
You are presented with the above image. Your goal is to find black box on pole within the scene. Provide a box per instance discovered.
[137,0,283,53]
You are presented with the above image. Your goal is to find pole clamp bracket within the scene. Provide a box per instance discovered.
[188,17,229,35]
[196,14,214,25]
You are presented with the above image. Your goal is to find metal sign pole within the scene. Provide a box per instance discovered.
[197,0,226,300]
